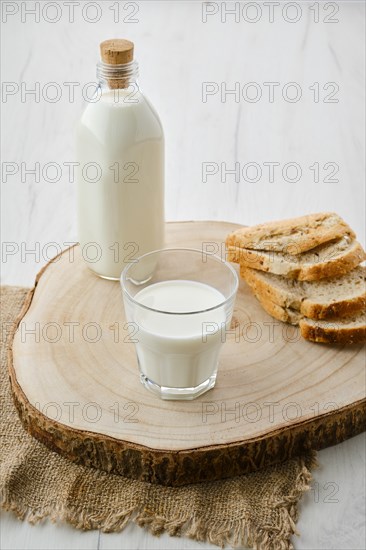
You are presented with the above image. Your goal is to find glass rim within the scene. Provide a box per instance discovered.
[120,247,239,315]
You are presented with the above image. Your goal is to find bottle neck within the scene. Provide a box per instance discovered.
[96,60,139,90]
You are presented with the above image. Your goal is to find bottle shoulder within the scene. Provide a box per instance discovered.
[77,89,163,142]
[141,93,164,132]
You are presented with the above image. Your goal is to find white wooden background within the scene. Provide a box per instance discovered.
[1,1,365,548]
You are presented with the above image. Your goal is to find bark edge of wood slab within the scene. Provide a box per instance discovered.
[9,221,366,486]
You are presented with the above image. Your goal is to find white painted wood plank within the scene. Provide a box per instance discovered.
[0,512,99,550]
[295,433,366,549]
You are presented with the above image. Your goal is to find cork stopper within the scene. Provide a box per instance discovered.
[100,39,134,65]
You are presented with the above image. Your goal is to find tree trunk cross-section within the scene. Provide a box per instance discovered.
[9,222,366,486]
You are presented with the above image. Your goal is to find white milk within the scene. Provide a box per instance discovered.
[76,88,164,279]
[132,280,227,388]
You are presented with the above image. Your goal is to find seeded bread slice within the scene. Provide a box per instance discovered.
[300,313,366,344]
[232,238,365,281]
[226,212,355,255]
[249,290,366,344]
[250,290,301,324]
[242,265,366,320]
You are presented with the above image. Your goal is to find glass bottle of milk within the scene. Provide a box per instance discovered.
[76,39,164,280]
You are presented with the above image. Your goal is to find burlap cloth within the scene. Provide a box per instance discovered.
[0,286,317,549]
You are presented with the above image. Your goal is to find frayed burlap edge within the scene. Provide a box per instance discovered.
[1,450,317,550]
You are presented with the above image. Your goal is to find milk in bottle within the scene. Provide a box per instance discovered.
[76,39,164,279]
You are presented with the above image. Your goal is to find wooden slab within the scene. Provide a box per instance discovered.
[9,222,366,486]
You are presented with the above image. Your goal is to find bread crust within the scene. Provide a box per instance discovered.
[226,212,355,255]
[237,241,365,281]
[302,296,366,320]
[300,320,366,344]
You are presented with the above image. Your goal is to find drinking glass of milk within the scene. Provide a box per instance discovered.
[121,249,238,400]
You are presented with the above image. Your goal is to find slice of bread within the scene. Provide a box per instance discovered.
[232,237,365,281]
[250,290,301,324]
[248,290,366,344]
[300,313,366,344]
[226,212,355,255]
[242,265,366,320]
